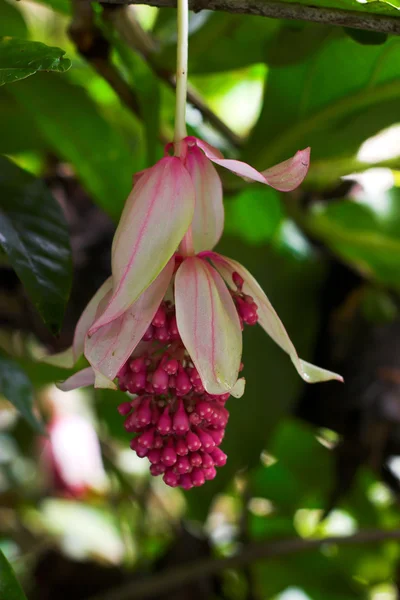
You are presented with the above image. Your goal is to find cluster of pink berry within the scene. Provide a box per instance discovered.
[230,272,258,328]
[116,271,258,489]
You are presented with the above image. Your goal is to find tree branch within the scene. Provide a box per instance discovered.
[103,5,242,147]
[69,0,142,117]
[98,0,400,35]
[89,528,400,600]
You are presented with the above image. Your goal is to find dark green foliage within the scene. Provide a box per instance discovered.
[0,156,72,333]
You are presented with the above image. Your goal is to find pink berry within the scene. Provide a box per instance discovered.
[173,399,190,433]
[163,469,180,487]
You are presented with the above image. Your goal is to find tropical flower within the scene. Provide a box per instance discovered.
[49,136,342,490]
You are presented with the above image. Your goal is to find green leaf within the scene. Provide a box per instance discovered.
[0,549,27,600]
[8,73,136,220]
[0,37,71,86]
[343,27,388,45]
[0,156,72,333]
[225,186,283,245]
[0,88,46,153]
[245,35,400,171]
[30,0,71,13]
[0,354,45,433]
[105,25,161,166]
[252,419,334,511]
[156,12,279,74]
[307,191,400,288]
[0,0,28,39]
[266,24,333,66]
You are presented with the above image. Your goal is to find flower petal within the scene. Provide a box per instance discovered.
[57,367,95,392]
[89,157,195,334]
[40,277,113,368]
[185,146,224,253]
[261,148,310,192]
[73,278,113,361]
[209,253,343,384]
[175,257,242,395]
[189,137,310,192]
[85,259,174,382]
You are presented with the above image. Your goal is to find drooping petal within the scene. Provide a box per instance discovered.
[187,136,310,192]
[209,253,343,384]
[57,367,95,392]
[89,157,195,335]
[185,146,224,253]
[72,277,113,361]
[260,148,311,192]
[175,257,242,395]
[85,259,174,383]
[41,277,113,368]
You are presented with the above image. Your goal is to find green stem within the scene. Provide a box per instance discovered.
[174,0,189,152]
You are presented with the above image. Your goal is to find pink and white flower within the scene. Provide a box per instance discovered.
[50,137,341,489]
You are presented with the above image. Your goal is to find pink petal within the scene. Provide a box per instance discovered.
[40,277,113,368]
[261,148,310,192]
[185,146,224,253]
[57,367,95,392]
[85,259,174,383]
[175,257,242,395]
[189,136,310,192]
[89,157,195,334]
[73,277,113,362]
[210,253,343,384]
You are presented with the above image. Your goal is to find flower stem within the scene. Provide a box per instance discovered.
[174,0,188,152]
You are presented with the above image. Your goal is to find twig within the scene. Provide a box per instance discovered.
[89,528,400,600]
[69,0,142,117]
[103,5,243,148]
[99,0,400,35]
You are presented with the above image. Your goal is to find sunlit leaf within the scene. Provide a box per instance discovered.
[308,190,400,288]
[0,37,71,86]
[8,73,135,220]
[246,36,400,172]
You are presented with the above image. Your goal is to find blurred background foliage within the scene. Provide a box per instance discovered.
[1,0,400,598]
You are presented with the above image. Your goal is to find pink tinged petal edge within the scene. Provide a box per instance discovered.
[85,259,175,384]
[41,277,113,368]
[190,137,310,192]
[57,367,96,392]
[185,146,224,253]
[209,253,343,384]
[89,157,195,335]
[175,257,243,396]
[261,148,311,192]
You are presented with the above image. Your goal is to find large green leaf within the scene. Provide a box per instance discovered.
[0,0,28,39]
[246,34,400,171]
[0,156,72,332]
[0,549,27,600]
[8,73,136,220]
[252,419,334,511]
[307,189,400,288]
[155,12,279,73]
[0,88,45,153]
[225,185,283,244]
[0,354,44,433]
[0,37,71,86]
